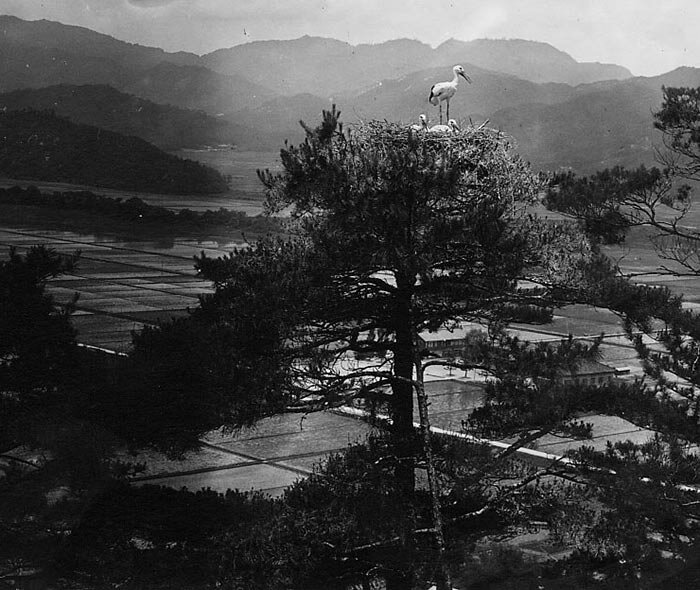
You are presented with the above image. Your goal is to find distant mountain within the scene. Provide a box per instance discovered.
[203,36,435,97]
[124,62,274,114]
[2,15,634,98]
[203,35,633,98]
[488,68,700,173]
[576,66,700,96]
[227,66,576,153]
[0,84,255,150]
[230,93,334,147]
[228,66,700,169]
[434,39,631,86]
[232,65,577,148]
[0,15,274,115]
[644,66,700,89]
[0,15,638,124]
[0,14,198,70]
[490,82,661,173]
[0,109,228,193]
[0,43,131,92]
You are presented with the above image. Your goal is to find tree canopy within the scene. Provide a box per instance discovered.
[0,246,79,452]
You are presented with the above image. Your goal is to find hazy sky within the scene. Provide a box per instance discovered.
[1,0,698,76]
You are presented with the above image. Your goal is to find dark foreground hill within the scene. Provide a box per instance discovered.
[0,110,228,194]
[0,84,251,150]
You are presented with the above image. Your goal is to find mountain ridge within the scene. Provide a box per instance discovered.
[0,14,199,68]
[202,34,633,96]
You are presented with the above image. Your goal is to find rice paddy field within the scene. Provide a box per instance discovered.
[605,223,700,302]
[0,226,241,350]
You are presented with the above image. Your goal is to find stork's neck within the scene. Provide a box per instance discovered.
[452,69,460,85]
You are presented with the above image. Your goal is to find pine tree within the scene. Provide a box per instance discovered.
[192,108,605,588]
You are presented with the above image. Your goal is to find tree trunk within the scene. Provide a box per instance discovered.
[414,357,452,590]
[389,292,418,588]
[391,293,418,483]
[392,338,416,448]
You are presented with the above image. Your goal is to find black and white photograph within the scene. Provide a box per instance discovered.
[2,1,700,588]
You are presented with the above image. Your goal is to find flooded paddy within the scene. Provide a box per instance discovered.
[131,412,378,497]
[0,226,243,350]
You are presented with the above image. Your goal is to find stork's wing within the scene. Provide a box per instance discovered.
[428,84,437,103]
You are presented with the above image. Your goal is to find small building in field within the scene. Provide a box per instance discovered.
[556,358,618,387]
[418,326,619,388]
[418,324,484,355]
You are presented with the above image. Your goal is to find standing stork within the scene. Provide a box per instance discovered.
[428,65,471,124]
[410,114,429,132]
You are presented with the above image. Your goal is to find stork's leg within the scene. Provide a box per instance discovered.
[446,99,450,122]
[439,103,443,124]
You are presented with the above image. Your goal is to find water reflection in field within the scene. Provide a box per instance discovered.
[0,225,246,350]
[0,150,281,214]
[167,149,281,212]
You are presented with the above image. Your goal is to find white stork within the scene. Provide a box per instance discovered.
[428,119,460,134]
[428,65,471,124]
[410,114,429,132]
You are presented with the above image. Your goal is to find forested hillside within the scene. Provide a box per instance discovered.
[0,110,228,194]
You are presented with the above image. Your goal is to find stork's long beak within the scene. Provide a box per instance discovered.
[460,72,472,83]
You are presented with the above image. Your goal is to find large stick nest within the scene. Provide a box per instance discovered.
[348,120,514,154]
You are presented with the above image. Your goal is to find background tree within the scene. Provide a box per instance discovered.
[655,86,700,183]
[0,245,78,454]
[0,246,103,585]
[0,247,204,585]
[119,304,294,454]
